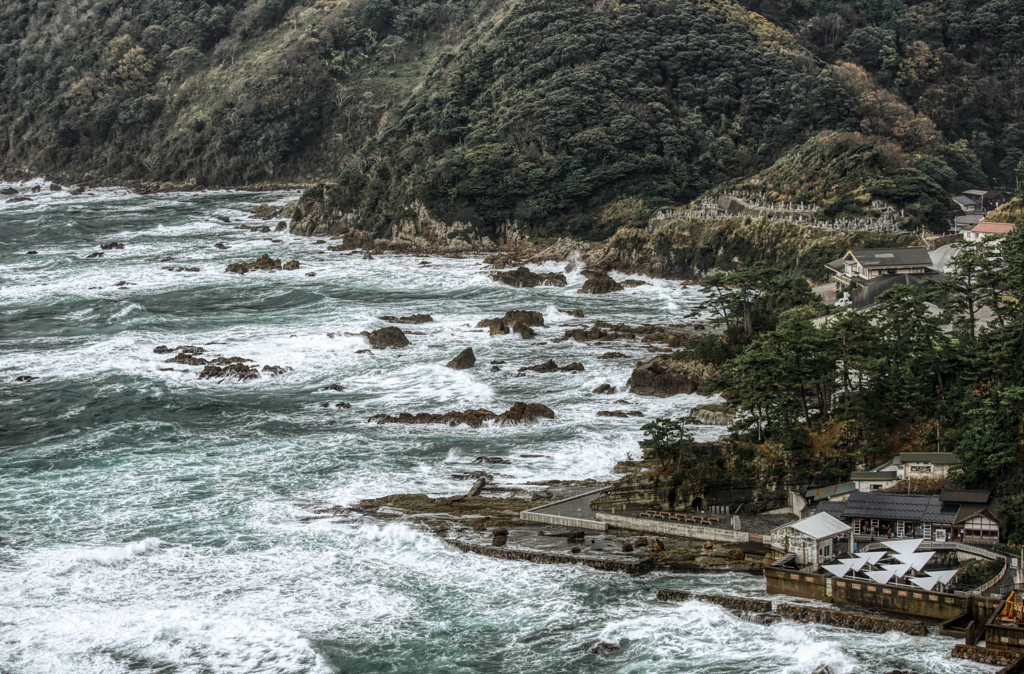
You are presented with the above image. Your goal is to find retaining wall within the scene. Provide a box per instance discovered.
[519,511,608,531]
[952,645,1024,671]
[764,566,830,601]
[443,539,653,575]
[595,513,751,543]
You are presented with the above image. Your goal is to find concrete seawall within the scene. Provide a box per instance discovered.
[596,513,751,543]
[520,512,608,531]
[444,539,653,575]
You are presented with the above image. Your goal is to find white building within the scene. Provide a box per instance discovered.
[963,221,1014,243]
[770,512,852,568]
[851,452,959,492]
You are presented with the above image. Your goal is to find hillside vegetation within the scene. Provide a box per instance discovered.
[2,0,1023,235]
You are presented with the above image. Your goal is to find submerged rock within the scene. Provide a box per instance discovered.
[621,279,648,288]
[578,271,623,294]
[502,310,544,327]
[559,309,585,318]
[490,267,567,288]
[226,253,282,274]
[519,360,584,373]
[365,326,410,348]
[14,375,38,382]
[262,365,291,376]
[282,259,300,270]
[476,318,511,336]
[381,314,433,324]
[512,322,536,339]
[369,402,554,428]
[592,383,617,394]
[446,347,476,370]
[597,410,644,417]
[100,242,124,250]
[198,363,260,380]
[86,252,104,258]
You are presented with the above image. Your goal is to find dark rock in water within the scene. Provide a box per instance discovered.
[627,355,717,397]
[589,641,620,655]
[473,456,511,465]
[492,535,508,547]
[750,613,783,626]
[0,187,17,195]
[87,252,104,258]
[634,538,648,547]
[597,410,644,417]
[512,322,535,339]
[259,225,271,233]
[30,185,41,193]
[446,347,476,370]
[567,530,585,542]
[651,538,664,552]
[215,216,231,223]
[490,366,501,372]
[100,242,124,250]
[165,353,208,366]
[176,346,206,354]
[476,318,510,336]
[467,476,487,497]
[472,518,486,532]
[578,271,623,294]
[314,239,326,244]
[305,272,316,277]
[490,267,567,288]
[324,384,345,391]
[262,365,291,376]
[15,375,38,382]
[275,221,287,231]
[482,253,523,269]
[70,186,85,195]
[153,345,173,354]
[214,243,229,249]
[336,401,352,409]
[622,543,634,552]
[559,309,585,318]
[519,360,584,373]
[381,314,433,324]
[621,279,648,288]
[592,383,617,394]
[369,402,555,428]
[9,197,33,203]
[365,326,409,348]
[571,547,582,553]
[25,249,38,253]
[320,402,330,408]
[163,266,200,272]
[492,527,509,537]
[251,203,278,219]
[198,362,260,380]
[49,183,62,191]
[363,251,374,260]
[502,310,544,327]
[282,259,300,270]
[226,253,282,274]
[356,349,374,355]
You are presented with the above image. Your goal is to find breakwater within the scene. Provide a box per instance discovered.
[444,539,655,576]
[656,589,772,613]
[951,645,1024,672]
[776,603,927,636]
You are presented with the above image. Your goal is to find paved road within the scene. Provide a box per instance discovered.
[535,490,606,520]
[930,244,956,271]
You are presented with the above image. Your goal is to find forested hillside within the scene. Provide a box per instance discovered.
[2,0,1022,235]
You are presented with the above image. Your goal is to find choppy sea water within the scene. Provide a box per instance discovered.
[0,183,990,673]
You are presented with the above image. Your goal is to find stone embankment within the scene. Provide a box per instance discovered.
[951,645,1024,672]
[443,539,654,576]
[775,603,927,636]
[656,589,772,613]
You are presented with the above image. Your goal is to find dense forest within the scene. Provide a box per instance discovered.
[1,0,1023,235]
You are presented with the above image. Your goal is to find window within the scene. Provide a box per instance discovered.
[871,484,883,491]
[923,523,931,538]
[910,465,932,473]
[854,520,862,535]
[897,521,905,537]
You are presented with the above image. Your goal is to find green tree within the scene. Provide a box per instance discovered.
[941,238,1005,339]
[639,418,695,471]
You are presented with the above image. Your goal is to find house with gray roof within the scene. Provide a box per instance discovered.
[825,248,942,309]
[851,452,959,492]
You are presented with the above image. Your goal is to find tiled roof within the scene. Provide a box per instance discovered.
[894,452,959,466]
[940,489,989,504]
[954,195,978,206]
[851,470,898,480]
[969,221,1014,234]
[819,492,958,525]
[848,247,932,268]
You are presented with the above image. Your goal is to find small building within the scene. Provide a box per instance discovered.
[825,247,942,310]
[954,195,982,213]
[964,220,1015,242]
[962,189,1012,211]
[770,512,852,567]
[815,490,1000,544]
[805,482,857,503]
[851,452,959,492]
[953,214,984,234]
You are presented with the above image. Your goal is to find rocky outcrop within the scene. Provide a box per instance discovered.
[621,279,648,288]
[597,410,644,417]
[443,539,654,576]
[381,314,433,324]
[578,270,623,294]
[502,311,544,327]
[689,403,736,426]
[560,309,585,318]
[225,253,282,274]
[512,322,535,339]
[775,604,927,636]
[657,590,773,613]
[599,352,627,359]
[592,384,617,394]
[518,360,584,373]
[490,267,567,288]
[369,402,554,428]
[446,347,476,370]
[365,326,410,348]
[477,318,510,336]
[198,362,260,380]
[627,355,720,396]
[282,259,300,270]
[100,241,124,250]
